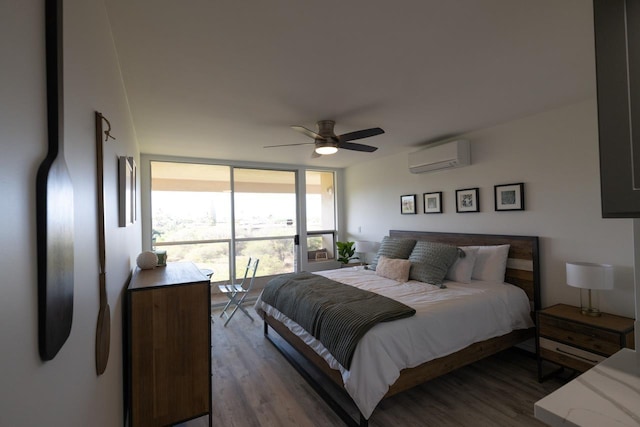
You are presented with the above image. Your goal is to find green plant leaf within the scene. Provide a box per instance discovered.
[336,241,357,263]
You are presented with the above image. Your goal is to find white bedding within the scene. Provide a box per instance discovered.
[255,266,534,419]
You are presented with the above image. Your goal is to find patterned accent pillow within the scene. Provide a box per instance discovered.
[369,237,417,271]
[408,241,461,288]
[375,256,412,282]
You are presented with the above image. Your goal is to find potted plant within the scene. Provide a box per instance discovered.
[336,241,358,264]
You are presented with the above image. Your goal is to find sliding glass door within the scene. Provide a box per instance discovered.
[150,161,299,282]
[232,168,297,277]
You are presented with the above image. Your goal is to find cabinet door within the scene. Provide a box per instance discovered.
[130,282,210,426]
[594,0,640,217]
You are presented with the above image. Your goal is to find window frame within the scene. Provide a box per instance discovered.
[140,155,344,280]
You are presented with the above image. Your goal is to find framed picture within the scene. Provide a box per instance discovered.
[423,192,443,214]
[400,194,417,214]
[118,156,136,227]
[128,157,137,223]
[495,182,524,211]
[456,187,479,213]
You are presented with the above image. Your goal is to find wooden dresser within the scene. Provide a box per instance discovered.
[537,303,635,380]
[125,262,212,427]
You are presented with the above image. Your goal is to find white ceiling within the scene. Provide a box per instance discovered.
[103,0,596,168]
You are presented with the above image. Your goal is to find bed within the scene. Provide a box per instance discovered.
[256,230,540,427]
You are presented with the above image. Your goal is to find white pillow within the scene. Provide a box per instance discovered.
[445,247,479,283]
[463,245,510,282]
[375,255,412,282]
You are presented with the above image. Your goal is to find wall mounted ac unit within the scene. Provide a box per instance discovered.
[408,140,470,173]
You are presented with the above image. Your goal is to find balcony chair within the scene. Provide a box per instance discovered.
[218,257,259,327]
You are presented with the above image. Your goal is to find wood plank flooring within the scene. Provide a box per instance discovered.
[180,303,568,427]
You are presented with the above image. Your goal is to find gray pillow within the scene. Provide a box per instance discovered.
[369,237,417,271]
[408,241,461,288]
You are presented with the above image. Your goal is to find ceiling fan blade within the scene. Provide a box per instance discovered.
[311,149,321,158]
[338,141,378,152]
[291,125,323,140]
[338,127,384,142]
[264,142,314,148]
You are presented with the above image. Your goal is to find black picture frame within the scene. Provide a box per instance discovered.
[456,188,479,213]
[495,182,525,211]
[401,194,417,214]
[118,156,136,227]
[129,157,137,223]
[423,192,443,214]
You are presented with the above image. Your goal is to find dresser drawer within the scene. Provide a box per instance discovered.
[538,316,622,356]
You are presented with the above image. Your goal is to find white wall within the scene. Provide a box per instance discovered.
[0,1,140,426]
[345,100,635,318]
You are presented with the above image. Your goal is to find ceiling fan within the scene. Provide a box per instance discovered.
[264,120,384,157]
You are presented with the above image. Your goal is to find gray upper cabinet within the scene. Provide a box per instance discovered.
[594,0,640,218]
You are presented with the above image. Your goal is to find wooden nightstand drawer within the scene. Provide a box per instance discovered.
[538,316,622,355]
[539,337,606,370]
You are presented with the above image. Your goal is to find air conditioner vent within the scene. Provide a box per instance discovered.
[408,140,470,173]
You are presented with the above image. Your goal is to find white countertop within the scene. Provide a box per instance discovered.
[534,348,640,426]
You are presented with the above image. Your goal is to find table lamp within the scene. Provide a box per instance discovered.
[354,241,380,265]
[566,262,614,317]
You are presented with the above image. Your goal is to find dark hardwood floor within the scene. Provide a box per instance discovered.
[179,301,568,426]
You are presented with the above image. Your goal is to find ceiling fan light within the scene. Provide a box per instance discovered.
[315,145,338,155]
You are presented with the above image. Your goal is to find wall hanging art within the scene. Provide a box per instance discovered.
[401,194,417,214]
[36,0,74,361]
[456,188,479,213]
[495,182,525,211]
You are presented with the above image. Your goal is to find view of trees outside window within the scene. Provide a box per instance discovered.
[150,162,311,282]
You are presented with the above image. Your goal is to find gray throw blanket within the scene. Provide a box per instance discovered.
[261,271,416,369]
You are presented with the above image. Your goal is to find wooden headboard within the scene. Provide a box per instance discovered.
[389,230,541,312]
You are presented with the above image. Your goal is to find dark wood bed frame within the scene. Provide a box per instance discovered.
[263,230,541,427]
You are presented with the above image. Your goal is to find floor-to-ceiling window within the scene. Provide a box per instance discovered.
[306,170,337,263]
[148,160,324,282]
[150,162,233,280]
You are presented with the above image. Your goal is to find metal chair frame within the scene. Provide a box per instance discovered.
[218,257,259,326]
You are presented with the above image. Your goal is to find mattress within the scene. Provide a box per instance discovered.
[255,266,534,419]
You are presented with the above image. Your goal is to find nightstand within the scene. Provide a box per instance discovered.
[537,303,635,381]
[341,262,367,268]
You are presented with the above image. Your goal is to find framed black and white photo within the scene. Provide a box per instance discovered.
[495,182,524,211]
[128,157,137,223]
[400,194,417,214]
[456,187,479,213]
[423,192,443,214]
[118,156,136,227]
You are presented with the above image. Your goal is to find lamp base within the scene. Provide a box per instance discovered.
[579,289,602,317]
[580,306,602,317]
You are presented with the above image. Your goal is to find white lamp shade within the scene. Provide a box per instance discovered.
[566,262,614,290]
[354,241,379,254]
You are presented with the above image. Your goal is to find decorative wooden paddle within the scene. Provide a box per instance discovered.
[37,0,74,361]
[94,112,114,375]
